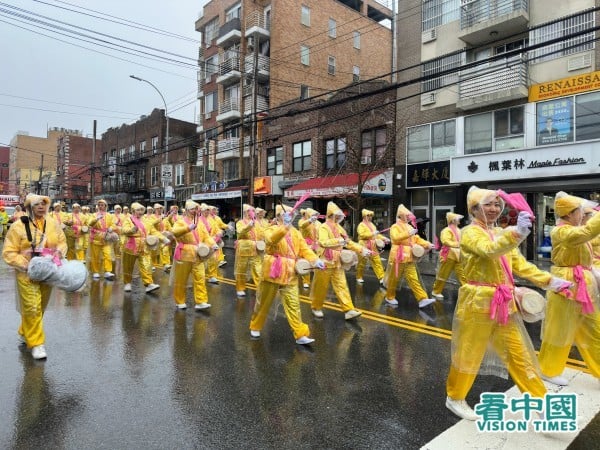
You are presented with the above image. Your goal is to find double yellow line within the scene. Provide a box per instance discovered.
[217,276,589,373]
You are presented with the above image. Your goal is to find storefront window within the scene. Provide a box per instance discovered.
[407,120,455,163]
[465,112,492,154]
[575,91,600,141]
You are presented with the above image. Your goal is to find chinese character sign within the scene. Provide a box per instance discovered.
[537,98,573,146]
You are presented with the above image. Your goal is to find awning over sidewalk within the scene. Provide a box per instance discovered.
[284,168,393,199]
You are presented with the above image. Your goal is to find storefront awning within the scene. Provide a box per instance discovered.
[284,169,393,199]
[192,186,247,201]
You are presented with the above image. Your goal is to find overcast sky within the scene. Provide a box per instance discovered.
[0,0,206,147]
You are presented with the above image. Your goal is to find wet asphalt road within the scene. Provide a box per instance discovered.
[0,246,598,449]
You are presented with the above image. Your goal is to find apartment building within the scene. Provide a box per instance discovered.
[397,0,600,258]
[100,108,198,207]
[55,134,102,206]
[194,0,393,218]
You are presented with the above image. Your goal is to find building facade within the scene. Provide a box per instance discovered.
[0,146,9,193]
[99,109,198,208]
[194,0,393,219]
[397,0,600,259]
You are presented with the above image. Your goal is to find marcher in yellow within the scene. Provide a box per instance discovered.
[355,208,387,285]
[538,192,600,386]
[210,205,230,267]
[583,207,600,267]
[249,204,324,344]
[151,203,172,271]
[298,208,321,289]
[2,194,68,360]
[121,203,166,293]
[81,205,92,256]
[87,199,117,279]
[198,204,221,283]
[384,204,435,308]
[235,204,263,297]
[431,212,466,300]
[445,186,571,420]
[112,205,125,261]
[171,200,218,310]
[49,201,67,231]
[0,204,9,239]
[310,201,369,320]
[64,203,88,261]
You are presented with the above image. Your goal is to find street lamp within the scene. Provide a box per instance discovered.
[129,75,170,207]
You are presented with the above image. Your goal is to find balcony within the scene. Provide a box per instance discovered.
[197,46,204,65]
[459,0,528,46]
[216,98,242,123]
[216,56,241,85]
[216,18,242,48]
[457,55,528,110]
[245,11,270,40]
[243,93,269,117]
[244,54,270,81]
[197,71,205,98]
[216,137,249,160]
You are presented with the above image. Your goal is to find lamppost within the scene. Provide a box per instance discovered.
[129,75,170,208]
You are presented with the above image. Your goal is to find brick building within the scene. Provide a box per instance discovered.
[0,146,9,193]
[194,0,393,219]
[100,108,198,208]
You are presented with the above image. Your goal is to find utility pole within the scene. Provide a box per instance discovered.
[249,35,259,206]
[91,120,96,204]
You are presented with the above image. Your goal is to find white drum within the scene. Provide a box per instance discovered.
[295,259,312,275]
[514,286,546,323]
[28,257,87,292]
[81,225,89,233]
[163,231,175,243]
[196,243,211,259]
[375,239,385,250]
[255,240,266,252]
[145,235,159,249]
[340,249,358,270]
[411,244,425,258]
[105,232,120,243]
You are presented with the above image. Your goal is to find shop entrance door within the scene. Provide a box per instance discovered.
[433,206,454,243]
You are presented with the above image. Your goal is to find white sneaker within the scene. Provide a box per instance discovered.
[145,283,160,293]
[446,397,478,421]
[541,374,569,386]
[123,283,132,292]
[218,261,227,267]
[418,298,436,308]
[295,336,315,345]
[92,273,100,279]
[250,330,260,338]
[236,291,246,297]
[31,345,47,360]
[208,277,219,284]
[431,292,444,300]
[303,283,310,289]
[356,278,364,284]
[379,279,385,285]
[195,302,211,310]
[344,309,362,320]
[104,271,115,279]
[175,303,187,310]
[385,298,398,306]
[163,265,172,271]
[312,309,324,318]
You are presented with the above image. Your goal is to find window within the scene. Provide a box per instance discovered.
[128,144,135,160]
[226,3,241,22]
[150,166,159,186]
[138,167,146,188]
[267,147,283,175]
[300,45,310,65]
[575,92,600,141]
[407,119,456,163]
[353,66,360,82]
[353,31,360,49]
[110,149,117,158]
[151,136,159,154]
[223,159,239,180]
[204,18,219,46]
[292,140,311,172]
[422,53,461,92]
[422,0,459,31]
[464,107,524,154]
[118,148,125,162]
[205,55,218,81]
[205,91,217,116]
[300,84,309,99]
[324,137,346,170]
[361,127,388,164]
[102,151,108,163]
[328,56,336,75]
[139,140,146,156]
[301,5,310,26]
[329,18,336,38]
[175,164,185,186]
[529,11,594,64]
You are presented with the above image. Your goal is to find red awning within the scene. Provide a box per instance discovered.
[284,170,391,199]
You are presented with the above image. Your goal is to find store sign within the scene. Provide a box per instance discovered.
[451,144,600,184]
[254,176,272,195]
[529,70,600,102]
[192,189,245,200]
[150,190,164,200]
[406,160,451,188]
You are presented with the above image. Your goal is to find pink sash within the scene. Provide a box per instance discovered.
[125,216,147,253]
[440,225,460,261]
[269,233,296,279]
[173,217,200,261]
[573,265,595,314]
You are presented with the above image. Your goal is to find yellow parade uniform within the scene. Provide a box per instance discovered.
[121,214,165,286]
[64,211,88,261]
[88,211,117,275]
[235,206,263,293]
[432,216,466,297]
[298,208,320,288]
[355,213,385,282]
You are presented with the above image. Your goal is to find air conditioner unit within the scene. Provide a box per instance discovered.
[421,92,436,106]
[567,53,591,72]
[360,156,371,165]
[421,28,437,44]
